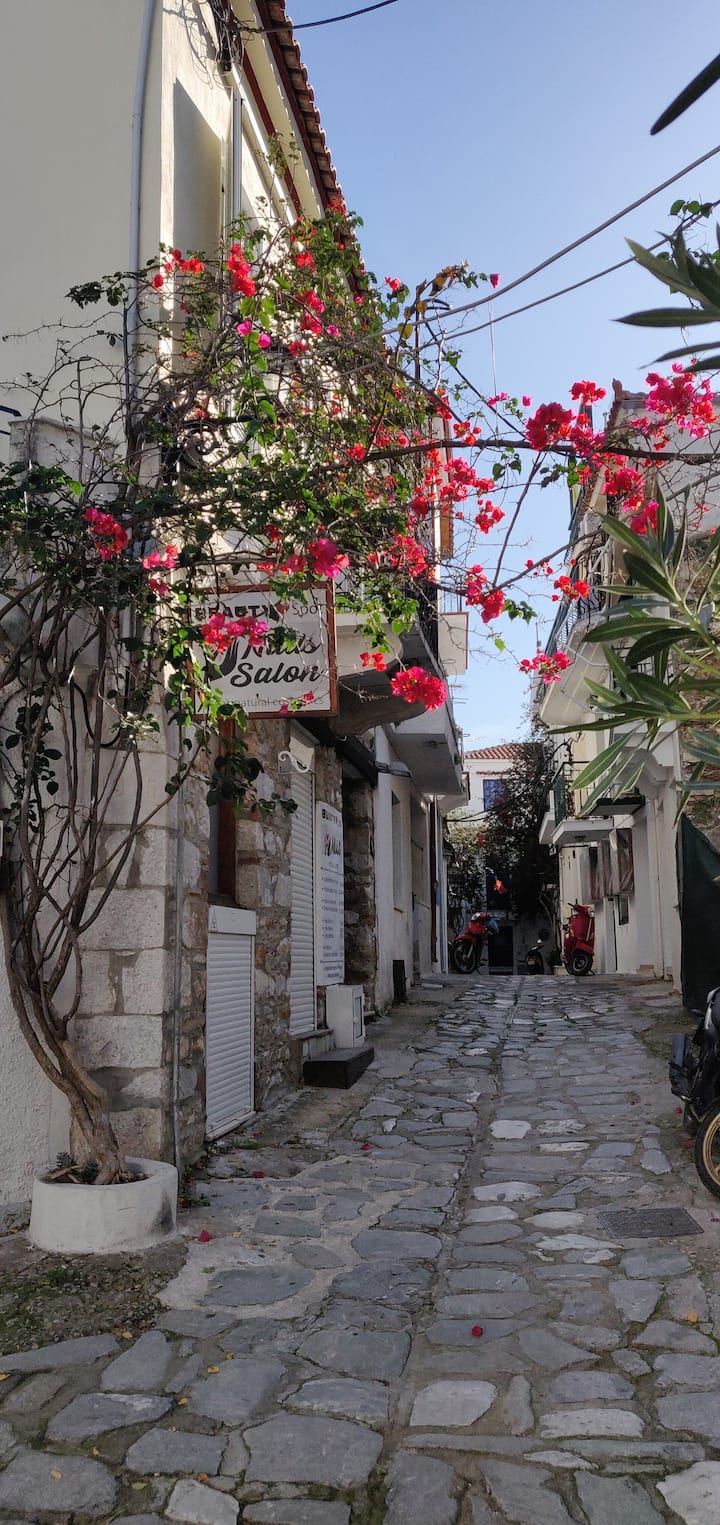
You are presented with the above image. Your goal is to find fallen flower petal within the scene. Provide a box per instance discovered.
[197,1229,212,1243]
[471,1325,484,1337]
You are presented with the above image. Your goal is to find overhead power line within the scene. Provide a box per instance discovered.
[241,0,399,33]
[398,141,720,333]
[418,200,720,346]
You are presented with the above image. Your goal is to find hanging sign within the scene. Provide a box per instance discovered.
[194,586,337,716]
[315,800,345,985]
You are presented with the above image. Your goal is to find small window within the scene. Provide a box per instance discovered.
[617,894,630,925]
[483,778,504,811]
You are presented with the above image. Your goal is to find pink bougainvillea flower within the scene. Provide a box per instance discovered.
[226,242,256,296]
[295,250,315,269]
[629,499,659,536]
[489,274,500,289]
[151,272,164,290]
[360,651,387,672]
[236,319,253,337]
[522,395,532,407]
[360,1142,372,1152]
[570,380,607,404]
[385,276,404,293]
[518,650,572,684]
[257,332,272,349]
[84,507,129,559]
[200,611,269,653]
[487,392,509,406]
[390,667,447,712]
[302,691,315,704]
[526,402,574,451]
[325,324,341,339]
[307,537,350,580]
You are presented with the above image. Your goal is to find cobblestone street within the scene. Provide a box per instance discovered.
[2,976,720,1524]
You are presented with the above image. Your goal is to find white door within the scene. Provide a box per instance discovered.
[290,768,316,1035]
[206,907,256,1139]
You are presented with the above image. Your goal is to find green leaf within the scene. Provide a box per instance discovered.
[622,554,678,603]
[582,615,683,644]
[626,239,709,303]
[573,737,630,791]
[619,307,720,328]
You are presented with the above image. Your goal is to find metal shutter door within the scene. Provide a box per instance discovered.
[206,930,254,1138]
[290,769,316,1035]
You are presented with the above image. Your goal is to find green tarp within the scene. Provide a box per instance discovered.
[679,813,720,1011]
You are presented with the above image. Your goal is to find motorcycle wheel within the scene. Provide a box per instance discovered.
[452,940,478,975]
[568,950,593,976]
[694,1101,720,1198]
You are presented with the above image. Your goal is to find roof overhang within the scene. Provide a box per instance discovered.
[552,817,614,848]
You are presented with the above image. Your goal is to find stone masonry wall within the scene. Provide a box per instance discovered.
[235,722,343,1104]
[73,734,210,1174]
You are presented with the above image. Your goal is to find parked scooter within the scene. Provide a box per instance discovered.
[562,902,595,976]
[670,987,720,1197]
[525,939,545,974]
[451,911,499,974]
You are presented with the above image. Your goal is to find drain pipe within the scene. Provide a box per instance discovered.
[127,0,156,407]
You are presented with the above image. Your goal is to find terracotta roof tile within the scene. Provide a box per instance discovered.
[464,744,526,761]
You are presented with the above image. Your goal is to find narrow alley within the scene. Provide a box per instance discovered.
[0,977,718,1525]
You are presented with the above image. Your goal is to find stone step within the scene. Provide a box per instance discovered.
[303,1044,375,1089]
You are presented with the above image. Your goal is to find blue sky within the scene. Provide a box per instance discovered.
[297,0,720,745]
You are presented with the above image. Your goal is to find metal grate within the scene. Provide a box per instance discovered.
[598,1207,703,1239]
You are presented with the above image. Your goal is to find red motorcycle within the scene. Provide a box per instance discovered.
[563,902,595,976]
[451,912,499,974]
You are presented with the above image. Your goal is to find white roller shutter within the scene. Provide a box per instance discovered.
[206,908,255,1138]
[290,768,316,1035]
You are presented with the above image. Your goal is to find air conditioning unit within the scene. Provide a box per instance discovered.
[326,985,365,1048]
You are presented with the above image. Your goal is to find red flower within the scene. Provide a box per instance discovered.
[471,1325,484,1337]
[629,499,659,536]
[197,1229,212,1243]
[570,380,607,404]
[84,507,129,559]
[518,650,572,684]
[526,402,574,451]
[361,651,387,671]
[200,612,269,653]
[151,272,164,290]
[385,276,405,293]
[307,537,350,580]
[295,250,315,270]
[226,242,256,297]
[390,667,447,712]
[489,273,500,289]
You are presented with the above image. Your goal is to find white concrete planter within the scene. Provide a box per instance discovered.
[29,1157,178,1254]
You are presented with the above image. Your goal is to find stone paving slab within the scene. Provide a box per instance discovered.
[3,976,720,1523]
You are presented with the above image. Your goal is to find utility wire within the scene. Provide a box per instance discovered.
[240,0,398,33]
[394,141,720,333]
[424,196,720,347]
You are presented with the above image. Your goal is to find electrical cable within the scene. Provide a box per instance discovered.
[422,196,720,348]
[239,0,399,33]
[391,141,720,333]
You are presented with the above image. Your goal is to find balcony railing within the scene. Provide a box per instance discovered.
[552,763,576,824]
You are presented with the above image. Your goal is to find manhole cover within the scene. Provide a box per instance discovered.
[598,1207,703,1239]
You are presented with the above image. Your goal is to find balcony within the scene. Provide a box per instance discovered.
[387,698,465,799]
[332,580,458,736]
[541,762,614,848]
